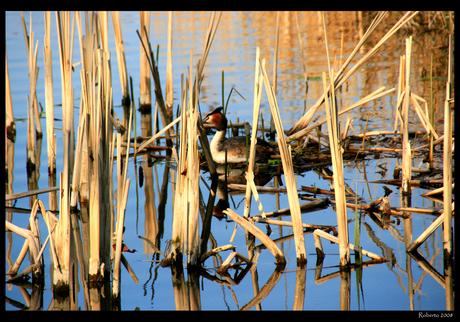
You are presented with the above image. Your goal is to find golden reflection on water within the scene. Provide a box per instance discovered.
[140,11,450,134]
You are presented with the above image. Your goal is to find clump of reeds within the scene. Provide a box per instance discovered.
[170,55,201,266]
[161,12,221,268]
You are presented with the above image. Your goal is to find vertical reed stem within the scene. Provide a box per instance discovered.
[165,11,174,124]
[401,36,412,195]
[243,47,263,219]
[322,12,349,267]
[44,11,57,210]
[139,11,151,111]
[111,11,130,106]
[260,58,306,264]
[269,11,280,140]
[54,10,75,290]
[443,34,453,257]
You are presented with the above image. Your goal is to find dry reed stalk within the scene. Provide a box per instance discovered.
[394,55,405,134]
[76,12,93,209]
[245,171,266,217]
[111,11,130,106]
[134,116,181,156]
[401,36,412,195]
[169,52,201,266]
[250,217,335,231]
[43,11,57,211]
[28,200,43,272]
[7,239,31,277]
[313,229,386,261]
[22,15,39,206]
[5,186,60,201]
[443,34,453,257]
[43,208,60,276]
[77,23,114,280]
[410,93,439,139]
[5,221,41,268]
[139,11,151,109]
[322,72,350,266]
[322,13,350,266]
[243,47,264,219]
[113,127,133,297]
[137,26,173,146]
[223,209,286,266]
[54,11,76,290]
[5,50,15,141]
[186,60,201,267]
[260,58,306,264]
[341,117,353,140]
[165,11,174,123]
[407,212,446,252]
[195,12,222,178]
[70,115,85,210]
[21,12,42,137]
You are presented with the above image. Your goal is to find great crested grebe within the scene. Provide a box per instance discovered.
[203,107,275,164]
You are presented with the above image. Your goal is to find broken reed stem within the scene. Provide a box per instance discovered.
[21,12,42,137]
[407,213,445,252]
[260,57,306,264]
[5,50,14,140]
[139,11,151,109]
[223,209,286,266]
[111,11,130,105]
[410,93,439,139]
[113,130,133,299]
[314,229,387,262]
[44,11,56,178]
[134,116,181,156]
[5,221,41,269]
[243,47,263,219]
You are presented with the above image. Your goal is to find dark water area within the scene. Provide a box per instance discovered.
[5,11,454,311]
